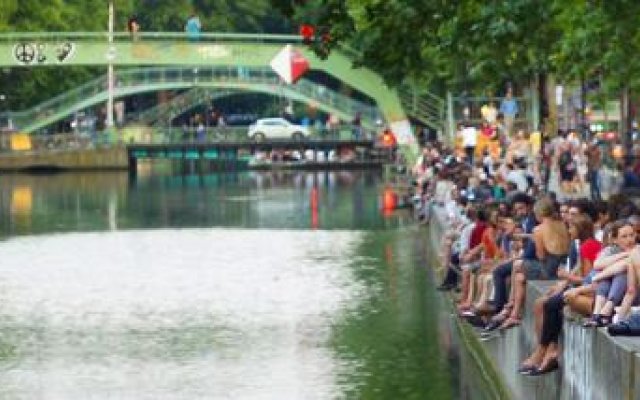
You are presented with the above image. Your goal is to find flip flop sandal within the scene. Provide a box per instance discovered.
[460,309,477,317]
[529,359,559,376]
[582,314,600,328]
[499,317,521,330]
[518,364,538,375]
[599,315,613,327]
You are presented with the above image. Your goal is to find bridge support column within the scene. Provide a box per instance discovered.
[230,149,238,170]
[127,153,137,178]
[372,88,418,164]
[197,149,204,175]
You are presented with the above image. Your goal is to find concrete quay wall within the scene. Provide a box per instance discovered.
[0,147,128,171]
[428,205,640,400]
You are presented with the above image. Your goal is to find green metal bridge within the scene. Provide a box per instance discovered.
[3,66,382,133]
[0,32,446,157]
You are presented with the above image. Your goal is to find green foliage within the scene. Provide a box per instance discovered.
[0,0,290,109]
[272,0,640,95]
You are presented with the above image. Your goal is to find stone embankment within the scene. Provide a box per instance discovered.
[0,147,128,171]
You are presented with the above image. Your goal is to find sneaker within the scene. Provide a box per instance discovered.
[465,315,486,328]
[479,330,499,340]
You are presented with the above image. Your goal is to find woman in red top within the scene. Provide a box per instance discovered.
[519,215,601,376]
[458,210,502,314]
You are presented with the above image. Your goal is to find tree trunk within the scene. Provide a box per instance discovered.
[545,73,558,137]
[580,74,587,135]
[618,85,633,148]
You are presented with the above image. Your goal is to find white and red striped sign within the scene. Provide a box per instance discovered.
[270,45,309,84]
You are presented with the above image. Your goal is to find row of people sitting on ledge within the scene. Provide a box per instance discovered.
[414,141,640,377]
[438,194,640,375]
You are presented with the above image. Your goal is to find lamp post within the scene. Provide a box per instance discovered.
[106,0,115,131]
[0,94,7,150]
[0,94,6,117]
[0,94,7,129]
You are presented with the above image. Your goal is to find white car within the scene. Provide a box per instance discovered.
[247,118,311,141]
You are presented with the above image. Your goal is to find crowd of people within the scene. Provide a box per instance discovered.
[411,117,640,377]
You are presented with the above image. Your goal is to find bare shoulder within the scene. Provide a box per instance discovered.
[630,246,640,263]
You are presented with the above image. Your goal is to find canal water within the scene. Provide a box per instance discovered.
[0,167,494,399]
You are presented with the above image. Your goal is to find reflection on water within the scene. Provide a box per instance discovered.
[0,170,409,236]
[0,169,490,399]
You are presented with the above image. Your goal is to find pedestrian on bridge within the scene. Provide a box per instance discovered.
[127,16,140,41]
[185,14,202,41]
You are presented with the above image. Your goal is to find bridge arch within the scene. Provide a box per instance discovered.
[8,66,381,133]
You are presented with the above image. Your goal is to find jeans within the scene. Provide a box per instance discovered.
[541,291,565,346]
[492,261,513,313]
[596,273,628,305]
[441,253,460,287]
[588,169,601,201]
[464,146,475,165]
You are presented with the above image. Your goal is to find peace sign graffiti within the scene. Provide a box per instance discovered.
[13,42,75,65]
[14,43,36,65]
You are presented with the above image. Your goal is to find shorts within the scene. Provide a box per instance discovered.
[462,260,482,273]
[523,254,566,280]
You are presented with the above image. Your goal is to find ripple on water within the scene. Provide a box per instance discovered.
[0,229,368,400]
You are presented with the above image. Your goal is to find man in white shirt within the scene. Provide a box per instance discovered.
[460,123,478,165]
[506,163,529,192]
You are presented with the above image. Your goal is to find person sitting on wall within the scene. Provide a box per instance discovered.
[518,216,601,376]
[498,198,570,330]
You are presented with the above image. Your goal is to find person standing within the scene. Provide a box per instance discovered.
[500,87,518,137]
[461,122,478,165]
[586,140,602,201]
[185,14,202,41]
[481,101,498,124]
[352,112,362,139]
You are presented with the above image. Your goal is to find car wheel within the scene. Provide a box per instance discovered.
[292,132,304,141]
[252,132,266,142]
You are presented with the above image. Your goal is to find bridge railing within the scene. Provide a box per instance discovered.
[133,88,237,126]
[397,86,445,132]
[150,125,379,145]
[5,124,380,153]
[3,66,381,133]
